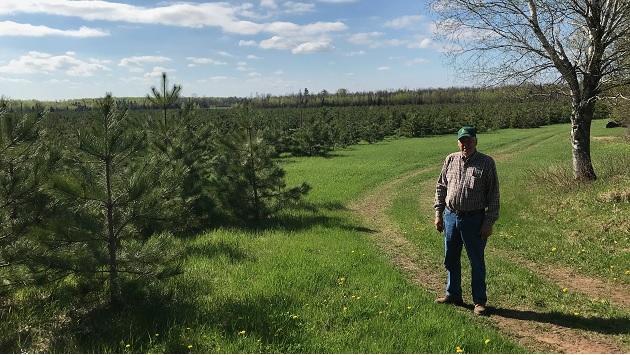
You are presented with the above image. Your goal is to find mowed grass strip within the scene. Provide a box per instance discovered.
[1,128,536,353]
[388,122,629,349]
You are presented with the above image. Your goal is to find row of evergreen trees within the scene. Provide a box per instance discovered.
[42,93,609,159]
[0,74,309,306]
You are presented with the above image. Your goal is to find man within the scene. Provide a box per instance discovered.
[433,126,499,316]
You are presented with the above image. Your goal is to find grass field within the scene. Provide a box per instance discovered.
[1,122,627,353]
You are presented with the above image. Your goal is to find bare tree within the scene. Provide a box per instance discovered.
[432,0,630,180]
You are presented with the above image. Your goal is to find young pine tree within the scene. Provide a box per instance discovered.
[42,94,183,305]
[147,72,181,128]
[212,107,309,224]
[0,103,56,291]
[147,76,218,230]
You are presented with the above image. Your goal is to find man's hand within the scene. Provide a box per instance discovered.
[481,224,493,240]
[435,216,444,233]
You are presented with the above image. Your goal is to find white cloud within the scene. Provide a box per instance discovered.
[348,32,435,50]
[0,0,349,56]
[259,21,344,54]
[119,56,171,69]
[292,40,334,54]
[247,55,262,60]
[0,0,346,38]
[406,58,429,66]
[283,2,316,14]
[377,66,390,71]
[197,75,231,83]
[0,76,31,83]
[260,36,294,50]
[348,32,383,45]
[0,21,108,37]
[260,0,278,9]
[274,70,284,75]
[345,50,366,56]
[144,66,175,78]
[384,15,423,29]
[0,51,110,77]
[239,40,257,47]
[218,51,234,58]
[186,57,227,66]
[248,72,262,77]
[236,62,253,72]
[407,37,433,49]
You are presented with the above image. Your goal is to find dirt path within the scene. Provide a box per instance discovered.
[349,166,627,354]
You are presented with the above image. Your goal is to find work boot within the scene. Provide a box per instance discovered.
[434,295,464,306]
[473,304,488,316]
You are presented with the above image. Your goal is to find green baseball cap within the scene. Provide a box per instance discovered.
[457,126,476,140]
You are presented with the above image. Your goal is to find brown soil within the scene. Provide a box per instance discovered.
[349,166,628,354]
[493,250,630,308]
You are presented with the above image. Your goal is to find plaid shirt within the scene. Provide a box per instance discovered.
[434,151,500,227]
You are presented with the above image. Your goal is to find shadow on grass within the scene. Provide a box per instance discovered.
[51,289,306,353]
[186,240,253,263]
[490,307,630,335]
[253,213,377,235]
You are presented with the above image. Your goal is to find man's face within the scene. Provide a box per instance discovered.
[458,136,477,157]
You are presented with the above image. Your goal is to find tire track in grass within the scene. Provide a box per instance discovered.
[492,250,629,308]
[349,135,627,354]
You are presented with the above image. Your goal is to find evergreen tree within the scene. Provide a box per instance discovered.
[41,94,182,305]
[146,74,218,230]
[0,102,55,291]
[147,72,182,128]
[148,98,218,230]
[212,107,309,224]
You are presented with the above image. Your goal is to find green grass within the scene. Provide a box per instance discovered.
[2,122,627,353]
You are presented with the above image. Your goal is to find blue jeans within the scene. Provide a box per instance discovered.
[443,208,487,305]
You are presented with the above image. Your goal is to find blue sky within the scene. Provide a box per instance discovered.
[0,0,463,100]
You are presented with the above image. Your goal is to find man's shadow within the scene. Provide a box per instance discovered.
[471,305,630,335]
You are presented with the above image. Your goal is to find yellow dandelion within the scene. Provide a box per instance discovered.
[573,312,580,316]
[356,296,361,300]
[378,311,384,315]
[187,345,193,349]
[456,345,464,353]
[562,288,568,293]
[551,247,557,252]
[238,330,246,335]
[291,315,299,319]
[407,306,412,310]
[351,250,355,253]
[155,333,159,337]
[186,327,191,330]
[343,306,348,311]
[484,339,491,345]
[625,270,630,275]
[125,344,130,348]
